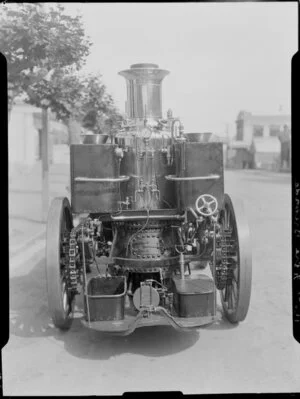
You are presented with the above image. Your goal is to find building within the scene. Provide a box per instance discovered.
[250,137,281,171]
[278,125,291,170]
[233,110,291,170]
[235,111,291,144]
[9,101,68,176]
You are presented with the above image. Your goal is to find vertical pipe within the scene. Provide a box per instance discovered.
[212,223,216,316]
[179,252,185,280]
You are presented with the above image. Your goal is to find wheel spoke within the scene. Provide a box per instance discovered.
[230,285,236,308]
[231,270,237,283]
[224,209,228,229]
[231,280,238,301]
[227,285,233,309]
[62,285,68,313]
[227,210,231,229]
[233,264,239,282]
[225,283,230,302]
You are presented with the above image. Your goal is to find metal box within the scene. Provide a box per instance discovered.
[174,142,224,210]
[70,144,122,213]
[172,275,215,318]
[84,276,126,321]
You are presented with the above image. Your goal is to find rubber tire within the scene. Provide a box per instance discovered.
[46,197,74,330]
[220,194,252,323]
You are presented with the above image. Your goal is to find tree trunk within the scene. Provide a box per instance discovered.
[8,100,13,125]
[8,107,12,125]
[41,107,49,222]
[67,117,82,145]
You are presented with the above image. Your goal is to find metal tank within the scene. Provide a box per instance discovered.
[118,63,169,121]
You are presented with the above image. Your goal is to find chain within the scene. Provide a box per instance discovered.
[65,219,90,294]
[215,227,232,290]
[67,228,78,293]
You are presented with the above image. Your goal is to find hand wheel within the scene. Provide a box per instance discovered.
[195,194,218,216]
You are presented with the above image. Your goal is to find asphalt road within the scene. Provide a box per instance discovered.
[4,169,299,395]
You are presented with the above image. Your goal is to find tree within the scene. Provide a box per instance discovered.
[0,3,91,120]
[1,3,92,221]
[26,69,124,144]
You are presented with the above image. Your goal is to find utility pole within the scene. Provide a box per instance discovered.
[225,123,229,168]
[41,107,49,222]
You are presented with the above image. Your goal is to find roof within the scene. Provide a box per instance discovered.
[236,110,291,126]
[252,137,281,153]
[250,115,291,126]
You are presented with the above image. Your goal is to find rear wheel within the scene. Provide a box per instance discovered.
[219,194,252,323]
[46,197,75,330]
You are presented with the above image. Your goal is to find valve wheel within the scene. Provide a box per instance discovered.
[46,197,75,330]
[195,194,218,216]
[219,194,252,323]
[139,127,152,140]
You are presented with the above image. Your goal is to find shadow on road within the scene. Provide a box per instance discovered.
[9,258,237,360]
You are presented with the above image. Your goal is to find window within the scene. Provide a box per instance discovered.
[253,125,263,137]
[269,125,281,137]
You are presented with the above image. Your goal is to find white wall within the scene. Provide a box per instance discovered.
[9,104,40,168]
[9,103,65,171]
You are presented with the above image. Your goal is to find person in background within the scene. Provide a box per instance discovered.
[278,124,291,170]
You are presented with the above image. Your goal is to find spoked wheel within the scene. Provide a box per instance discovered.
[46,197,75,330]
[219,194,252,323]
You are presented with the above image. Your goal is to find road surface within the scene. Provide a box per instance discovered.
[3,169,299,395]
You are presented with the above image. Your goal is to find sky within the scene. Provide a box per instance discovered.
[63,2,297,137]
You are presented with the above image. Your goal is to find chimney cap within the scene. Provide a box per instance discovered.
[130,63,159,69]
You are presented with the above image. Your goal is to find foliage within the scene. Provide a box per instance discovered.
[80,75,124,134]
[26,69,124,134]
[0,3,91,107]
[1,2,123,135]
